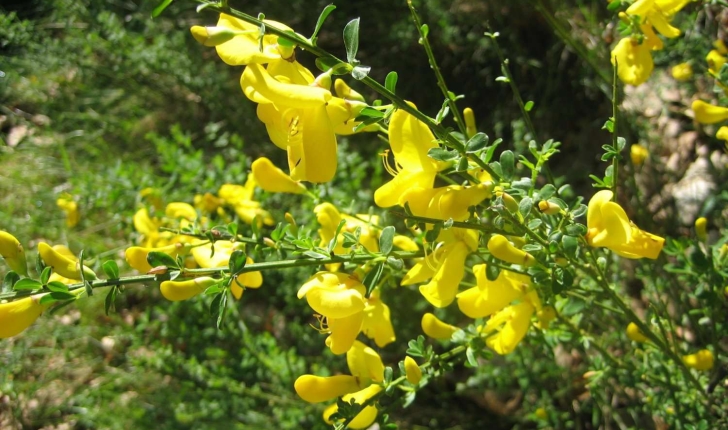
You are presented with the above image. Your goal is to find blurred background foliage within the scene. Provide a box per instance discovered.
[1,0,726,428]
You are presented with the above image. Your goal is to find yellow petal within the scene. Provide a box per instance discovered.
[692,100,728,124]
[457,264,527,318]
[160,277,217,301]
[361,295,395,348]
[267,58,315,85]
[419,241,470,308]
[647,10,680,38]
[0,230,28,276]
[252,157,307,194]
[191,241,235,268]
[626,0,655,17]
[388,103,442,172]
[298,272,365,318]
[404,356,423,385]
[125,242,189,273]
[241,63,331,109]
[626,322,649,343]
[288,104,338,183]
[717,126,728,141]
[214,14,285,65]
[401,258,437,286]
[256,104,289,150]
[341,385,382,429]
[165,202,197,220]
[0,296,47,338]
[671,62,693,81]
[346,340,385,383]
[682,349,714,371]
[294,374,360,403]
[326,312,364,355]
[374,170,438,208]
[611,38,654,86]
[421,312,458,340]
[484,302,534,355]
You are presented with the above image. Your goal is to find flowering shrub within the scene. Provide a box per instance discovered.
[2,0,727,428]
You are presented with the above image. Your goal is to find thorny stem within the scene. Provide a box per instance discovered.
[406,0,468,137]
[198,2,501,181]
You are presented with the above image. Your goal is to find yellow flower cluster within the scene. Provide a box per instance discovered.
[191,14,375,183]
[610,0,691,86]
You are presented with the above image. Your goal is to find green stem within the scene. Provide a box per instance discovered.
[610,61,620,198]
[406,0,467,136]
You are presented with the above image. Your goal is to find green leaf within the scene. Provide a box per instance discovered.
[3,271,19,293]
[379,226,395,255]
[607,0,622,11]
[311,4,336,43]
[39,266,52,285]
[343,18,360,63]
[465,132,489,153]
[602,118,614,133]
[47,281,69,293]
[386,256,404,271]
[227,222,238,238]
[363,263,384,296]
[524,100,534,112]
[328,219,347,253]
[102,260,120,279]
[229,250,247,275]
[351,65,370,80]
[428,147,458,162]
[495,76,510,83]
[35,252,46,276]
[385,71,398,93]
[217,292,228,329]
[518,197,533,218]
[420,24,429,38]
[39,291,76,304]
[500,150,515,180]
[562,235,579,259]
[14,278,42,291]
[485,264,500,281]
[152,0,173,18]
[147,251,179,269]
[465,346,478,367]
[357,106,384,119]
[104,286,118,316]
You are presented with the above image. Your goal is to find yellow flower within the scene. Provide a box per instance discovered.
[191,241,262,299]
[0,295,50,338]
[361,288,395,348]
[717,126,728,142]
[159,277,218,301]
[692,100,728,124]
[218,178,274,226]
[706,49,727,76]
[400,183,493,222]
[671,62,693,81]
[611,37,654,86]
[251,157,307,194]
[295,340,384,403]
[481,291,541,355]
[630,144,649,166]
[627,0,689,39]
[457,264,533,319]
[402,228,479,308]
[421,312,458,340]
[56,194,80,228]
[404,356,423,385]
[126,242,193,273]
[463,107,477,138]
[242,62,338,183]
[683,349,714,371]
[585,190,665,259]
[626,322,649,343]
[196,14,293,65]
[165,202,197,221]
[323,385,383,430]
[298,272,366,354]
[374,103,449,207]
[0,230,28,276]
[695,217,707,241]
[487,234,536,267]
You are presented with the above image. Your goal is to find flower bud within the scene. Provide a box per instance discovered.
[671,62,693,81]
[626,322,648,343]
[630,144,648,166]
[463,107,477,138]
[334,79,365,102]
[0,231,28,276]
[695,217,707,241]
[487,234,536,267]
[495,187,519,213]
[160,276,217,301]
[0,295,49,338]
[537,200,561,215]
[404,356,423,385]
[294,374,360,403]
[190,26,236,46]
[683,349,714,371]
[313,71,333,90]
[692,100,728,124]
[421,312,457,340]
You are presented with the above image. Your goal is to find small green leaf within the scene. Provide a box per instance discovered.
[152,0,173,18]
[363,263,384,296]
[500,150,515,180]
[562,235,579,259]
[311,4,336,43]
[147,251,179,269]
[14,278,43,291]
[39,266,52,285]
[495,76,510,83]
[50,291,76,301]
[343,18,360,63]
[229,250,247,275]
[485,264,500,281]
[217,292,228,329]
[385,71,398,93]
[420,24,429,38]
[465,346,478,367]
[47,281,69,293]
[607,0,622,11]
[518,197,533,218]
[102,260,120,279]
[227,222,238,238]
[104,286,118,316]
[379,226,395,255]
[524,100,534,112]
[428,147,459,162]
[357,106,384,118]
[385,256,404,271]
[351,65,370,80]
[602,119,615,133]
[3,271,19,293]
[465,132,489,153]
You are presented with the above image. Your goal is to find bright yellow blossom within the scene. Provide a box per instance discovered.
[160,277,218,301]
[585,190,665,259]
[480,290,541,355]
[191,240,262,299]
[671,62,693,81]
[56,194,80,228]
[626,322,649,343]
[0,230,28,276]
[218,178,274,226]
[404,356,423,385]
[457,264,532,319]
[361,288,395,348]
[706,49,726,75]
[421,312,458,340]
[251,157,307,194]
[0,295,49,338]
[692,100,728,124]
[630,144,649,166]
[374,103,449,207]
[611,38,654,86]
[683,349,714,371]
